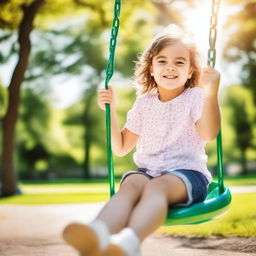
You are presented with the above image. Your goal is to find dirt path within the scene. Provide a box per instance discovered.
[0,203,255,256]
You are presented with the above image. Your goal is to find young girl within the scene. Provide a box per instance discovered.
[63,25,221,256]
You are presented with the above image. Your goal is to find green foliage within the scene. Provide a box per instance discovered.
[0,0,24,29]
[17,87,51,174]
[0,80,8,118]
[62,85,137,177]
[224,2,256,54]
[220,85,256,170]
[224,174,256,186]
[0,192,108,204]
[22,8,155,178]
[223,1,256,105]
[226,89,253,150]
[3,0,247,181]
[11,10,146,178]
[17,87,80,177]
[205,85,256,175]
[0,0,98,30]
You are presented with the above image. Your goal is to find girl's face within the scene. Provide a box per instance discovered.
[150,42,193,92]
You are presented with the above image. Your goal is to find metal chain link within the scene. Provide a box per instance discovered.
[105,0,121,89]
[207,0,225,194]
[207,0,220,67]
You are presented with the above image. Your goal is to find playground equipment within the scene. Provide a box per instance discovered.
[104,0,232,225]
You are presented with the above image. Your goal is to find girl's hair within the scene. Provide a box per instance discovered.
[133,25,201,95]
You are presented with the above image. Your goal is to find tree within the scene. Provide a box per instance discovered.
[0,0,111,195]
[22,5,159,178]
[224,1,256,107]
[0,0,199,194]
[223,85,254,174]
[0,0,137,195]
[1,0,45,197]
[17,87,51,178]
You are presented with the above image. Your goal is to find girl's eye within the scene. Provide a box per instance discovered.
[157,60,166,64]
[176,61,185,65]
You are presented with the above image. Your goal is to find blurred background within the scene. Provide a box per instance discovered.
[0,0,255,198]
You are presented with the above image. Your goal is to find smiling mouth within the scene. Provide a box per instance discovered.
[163,75,178,79]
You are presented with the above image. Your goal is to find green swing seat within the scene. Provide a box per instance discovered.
[104,0,232,226]
[165,181,232,225]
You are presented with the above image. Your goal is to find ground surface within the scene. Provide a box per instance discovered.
[0,201,256,256]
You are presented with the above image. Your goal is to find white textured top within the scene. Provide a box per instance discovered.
[124,87,212,183]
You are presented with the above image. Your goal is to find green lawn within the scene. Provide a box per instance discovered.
[160,192,256,238]
[0,192,108,204]
[17,173,256,186]
[0,175,255,205]
[223,174,256,186]
[0,182,111,205]
[0,176,255,237]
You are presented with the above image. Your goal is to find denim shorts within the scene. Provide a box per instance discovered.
[120,168,209,207]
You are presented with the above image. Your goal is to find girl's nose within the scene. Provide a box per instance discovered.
[166,66,175,72]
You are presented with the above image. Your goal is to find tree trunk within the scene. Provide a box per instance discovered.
[1,0,44,197]
[241,149,248,175]
[84,127,91,179]
[83,87,97,179]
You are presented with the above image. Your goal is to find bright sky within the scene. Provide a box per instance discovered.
[183,0,241,87]
[0,0,242,109]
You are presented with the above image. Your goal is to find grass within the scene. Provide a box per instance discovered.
[160,192,256,238]
[18,174,256,186]
[0,175,255,204]
[0,175,255,237]
[0,192,108,204]
[223,174,256,186]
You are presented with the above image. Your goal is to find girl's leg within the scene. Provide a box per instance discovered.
[63,174,149,256]
[95,174,150,233]
[102,175,188,256]
[127,174,188,241]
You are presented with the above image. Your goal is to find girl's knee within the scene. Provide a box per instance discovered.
[118,174,149,199]
[142,178,168,197]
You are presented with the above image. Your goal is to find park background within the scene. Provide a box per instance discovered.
[0,0,256,241]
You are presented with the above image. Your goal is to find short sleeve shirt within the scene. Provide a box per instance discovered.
[124,87,212,183]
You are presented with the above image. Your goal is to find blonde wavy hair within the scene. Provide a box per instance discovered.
[133,25,201,95]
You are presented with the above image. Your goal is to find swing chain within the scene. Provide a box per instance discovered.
[207,0,225,194]
[105,0,121,197]
[105,0,121,88]
[208,0,220,67]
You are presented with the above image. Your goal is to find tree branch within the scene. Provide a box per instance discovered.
[0,17,12,28]
[0,0,10,6]
[73,0,108,26]
[0,31,12,42]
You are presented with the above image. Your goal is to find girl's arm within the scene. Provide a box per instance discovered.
[98,86,139,156]
[196,67,221,141]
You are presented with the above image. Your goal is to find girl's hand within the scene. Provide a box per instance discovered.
[97,85,116,111]
[198,67,220,96]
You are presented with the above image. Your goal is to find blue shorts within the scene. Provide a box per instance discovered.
[120,169,209,207]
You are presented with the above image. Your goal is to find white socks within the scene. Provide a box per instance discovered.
[110,228,141,256]
[89,220,110,250]
[89,221,141,256]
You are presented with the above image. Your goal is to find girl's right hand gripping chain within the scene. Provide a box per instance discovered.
[97,85,116,111]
